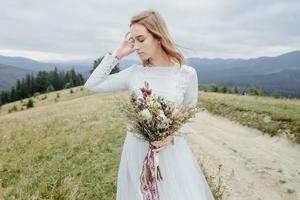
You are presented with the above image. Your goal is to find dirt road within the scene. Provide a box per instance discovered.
[185,110,300,200]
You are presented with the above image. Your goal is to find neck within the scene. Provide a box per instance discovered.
[148,47,173,67]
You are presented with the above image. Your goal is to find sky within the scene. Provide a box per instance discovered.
[0,0,299,62]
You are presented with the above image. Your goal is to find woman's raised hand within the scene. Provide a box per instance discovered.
[113,31,135,59]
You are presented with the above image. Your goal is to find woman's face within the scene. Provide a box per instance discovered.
[130,23,160,61]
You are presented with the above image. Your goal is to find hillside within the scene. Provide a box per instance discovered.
[0,55,137,92]
[0,88,299,199]
[0,63,35,91]
[0,87,126,199]
[188,50,300,97]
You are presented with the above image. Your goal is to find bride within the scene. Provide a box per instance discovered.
[84,9,215,200]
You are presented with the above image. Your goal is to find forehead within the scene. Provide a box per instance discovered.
[130,24,149,38]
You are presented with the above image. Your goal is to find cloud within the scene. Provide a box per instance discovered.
[0,0,299,61]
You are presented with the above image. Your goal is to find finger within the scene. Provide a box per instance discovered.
[128,37,135,44]
[153,140,168,147]
[151,142,159,148]
[152,144,158,148]
[153,146,165,153]
[154,143,163,148]
[155,143,164,148]
[151,141,160,145]
[124,31,130,38]
[159,140,170,148]
[151,143,163,149]
[129,39,134,45]
[153,138,170,146]
[125,31,131,40]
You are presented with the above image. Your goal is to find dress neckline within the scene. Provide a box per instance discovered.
[142,63,181,70]
[143,66,181,69]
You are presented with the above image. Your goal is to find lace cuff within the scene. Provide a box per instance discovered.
[84,52,134,93]
[95,52,119,77]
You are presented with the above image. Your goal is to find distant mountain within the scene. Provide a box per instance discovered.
[186,50,300,98]
[0,55,139,92]
[0,63,35,91]
[188,50,300,74]
[215,69,300,97]
[0,55,93,72]
[1,50,300,97]
[0,56,92,92]
[0,55,139,72]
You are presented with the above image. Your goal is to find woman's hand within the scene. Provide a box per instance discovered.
[113,31,135,59]
[151,135,174,153]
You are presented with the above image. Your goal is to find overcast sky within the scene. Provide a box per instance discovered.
[0,0,299,61]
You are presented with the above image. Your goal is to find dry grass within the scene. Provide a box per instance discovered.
[198,159,225,200]
[198,91,300,144]
[0,87,221,199]
[0,87,127,199]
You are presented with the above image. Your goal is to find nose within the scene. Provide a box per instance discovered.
[133,42,140,51]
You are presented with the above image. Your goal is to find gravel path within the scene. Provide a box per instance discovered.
[185,110,300,200]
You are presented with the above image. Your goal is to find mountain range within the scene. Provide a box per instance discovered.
[0,50,299,97]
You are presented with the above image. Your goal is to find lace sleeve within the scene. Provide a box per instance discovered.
[175,68,199,137]
[182,68,198,108]
[84,52,137,93]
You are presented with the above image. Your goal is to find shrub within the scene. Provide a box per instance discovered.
[41,95,47,100]
[26,98,34,108]
[33,92,40,97]
[272,91,280,99]
[8,105,18,113]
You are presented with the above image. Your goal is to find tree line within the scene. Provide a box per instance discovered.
[0,67,84,105]
[0,54,121,106]
[199,84,282,98]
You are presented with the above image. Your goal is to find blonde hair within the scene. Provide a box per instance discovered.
[130,10,186,67]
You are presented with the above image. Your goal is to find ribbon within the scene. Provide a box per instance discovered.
[139,143,163,200]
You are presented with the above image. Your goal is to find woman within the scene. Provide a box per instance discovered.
[84,9,215,200]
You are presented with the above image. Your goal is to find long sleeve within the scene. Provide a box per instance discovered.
[182,68,198,108]
[84,52,137,93]
[176,68,199,137]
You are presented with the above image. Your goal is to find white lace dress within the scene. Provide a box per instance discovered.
[84,52,215,200]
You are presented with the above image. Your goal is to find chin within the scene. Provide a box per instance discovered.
[142,55,151,60]
[139,55,148,60]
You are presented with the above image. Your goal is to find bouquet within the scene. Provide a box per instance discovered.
[117,81,198,200]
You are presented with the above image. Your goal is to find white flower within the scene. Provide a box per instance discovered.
[174,107,178,113]
[158,110,169,123]
[154,101,161,108]
[139,109,152,120]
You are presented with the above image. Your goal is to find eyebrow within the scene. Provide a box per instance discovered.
[131,35,145,40]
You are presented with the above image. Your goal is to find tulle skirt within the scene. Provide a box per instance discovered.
[116,123,215,200]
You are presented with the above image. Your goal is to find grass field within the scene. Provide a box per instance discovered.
[0,87,129,199]
[1,87,298,199]
[198,91,300,144]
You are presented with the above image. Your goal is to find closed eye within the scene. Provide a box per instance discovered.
[130,36,145,43]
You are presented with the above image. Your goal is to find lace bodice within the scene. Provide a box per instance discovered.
[83,52,199,135]
[84,52,198,107]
